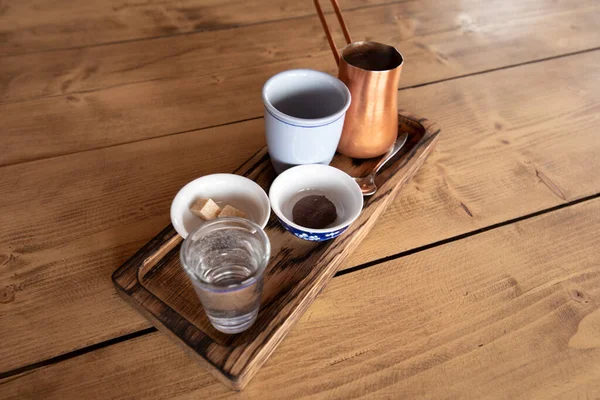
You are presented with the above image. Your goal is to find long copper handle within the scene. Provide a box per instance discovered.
[313,0,353,66]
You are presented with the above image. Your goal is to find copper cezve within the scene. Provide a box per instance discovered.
[314,0,404,158]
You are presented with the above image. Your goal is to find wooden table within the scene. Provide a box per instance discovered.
[1,0,599,398]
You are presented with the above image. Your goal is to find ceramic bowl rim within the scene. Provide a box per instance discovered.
[170,173,271,238]
[262,69,351,127]
[268,164,363,233]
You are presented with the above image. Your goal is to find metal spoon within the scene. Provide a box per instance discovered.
[353,132,409,196]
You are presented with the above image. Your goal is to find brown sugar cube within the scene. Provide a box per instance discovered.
[189,198,221,220]
[218,205,249,220]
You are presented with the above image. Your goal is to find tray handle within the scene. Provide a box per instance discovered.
[138,229,183,282]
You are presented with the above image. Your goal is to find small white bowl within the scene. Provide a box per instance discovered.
[269,164,363,241]
[171,174,270,238]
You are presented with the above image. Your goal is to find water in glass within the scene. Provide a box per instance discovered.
[180,218,270,334]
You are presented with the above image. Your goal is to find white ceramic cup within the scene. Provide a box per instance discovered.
[262,69,352,174]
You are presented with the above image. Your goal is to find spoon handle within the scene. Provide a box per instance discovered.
[371,133,409,176]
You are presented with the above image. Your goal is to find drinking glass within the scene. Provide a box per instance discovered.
[180,217,270,334]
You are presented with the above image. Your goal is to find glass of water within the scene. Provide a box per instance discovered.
[180,217,270,334]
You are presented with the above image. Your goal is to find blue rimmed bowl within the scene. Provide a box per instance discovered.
[268,164,363,242]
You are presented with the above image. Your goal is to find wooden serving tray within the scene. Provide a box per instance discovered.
[112,111,440,390]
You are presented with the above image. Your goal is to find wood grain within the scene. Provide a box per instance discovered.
[2,0,600,165]
[345,46,600,267]
[0,119,265,373]
[0,0,392,56]
[1,50,599,374]
[112,113,439,389]
[4,196,599,398]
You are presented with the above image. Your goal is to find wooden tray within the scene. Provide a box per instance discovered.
[112,111,440,390]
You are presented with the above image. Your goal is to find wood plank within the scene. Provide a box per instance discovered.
[0,120,266,373]
[1,50,599,374]
[0,0,391,56]
[3,196,599,398]
[2,0,600,165]
[345,47,600,267]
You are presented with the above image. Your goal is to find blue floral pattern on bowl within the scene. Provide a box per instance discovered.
[277,218,348,242]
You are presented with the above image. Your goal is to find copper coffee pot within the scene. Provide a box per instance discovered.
[314,0,404,159]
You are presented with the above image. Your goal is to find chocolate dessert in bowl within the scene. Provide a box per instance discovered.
[269,164,363,241]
